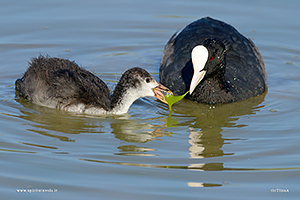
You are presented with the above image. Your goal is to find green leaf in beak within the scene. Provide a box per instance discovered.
[165,91,189,111]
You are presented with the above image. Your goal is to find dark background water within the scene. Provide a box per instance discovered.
[1,0,300,199]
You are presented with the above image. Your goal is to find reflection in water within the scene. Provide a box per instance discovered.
[14,97,109,142]
[188,130,205,158]
[14,95,173,154]
[20,142,58,149]
[116,145,157,156]
[168,91,267,160]
[111,119,159,143]
[177,92,266,170]
[188,128,231,159]
[110,117,170,156]
[79,155,300,171]
[14,90,267,171]
[14,90,300,175]
[81,157,300,171]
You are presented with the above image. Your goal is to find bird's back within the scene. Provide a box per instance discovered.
[16,56,111,110]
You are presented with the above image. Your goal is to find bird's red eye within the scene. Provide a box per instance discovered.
[208,56,214,61]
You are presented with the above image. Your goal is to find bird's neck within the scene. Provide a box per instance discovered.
[109,85,138,114]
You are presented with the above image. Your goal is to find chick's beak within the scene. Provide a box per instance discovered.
[153,83,173,104]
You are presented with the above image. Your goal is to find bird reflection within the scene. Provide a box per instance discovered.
[188,130,205,158]
[14,87,267,166]
[110,118,169,156]
[14,97,107,142]
[168,90,267,161]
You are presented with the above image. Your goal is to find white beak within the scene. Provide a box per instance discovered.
[189,45,208,95]
[189,70,206,95]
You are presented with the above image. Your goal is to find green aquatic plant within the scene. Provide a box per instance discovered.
[165,91,189,111]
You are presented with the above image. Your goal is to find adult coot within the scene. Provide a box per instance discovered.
[159,17,266,104]
[15,56,172,115]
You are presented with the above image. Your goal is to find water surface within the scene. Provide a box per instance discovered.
[1,0,300,199]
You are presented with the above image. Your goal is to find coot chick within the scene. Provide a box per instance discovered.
[159,17,267,104]
[15,56,172,115]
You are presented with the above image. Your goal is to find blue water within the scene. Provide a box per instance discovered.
[1,0,300,199]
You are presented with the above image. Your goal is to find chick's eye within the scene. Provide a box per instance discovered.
[208,56,214,61]
[145,78,151,83]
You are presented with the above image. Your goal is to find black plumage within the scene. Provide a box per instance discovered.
[159,17,267,104]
